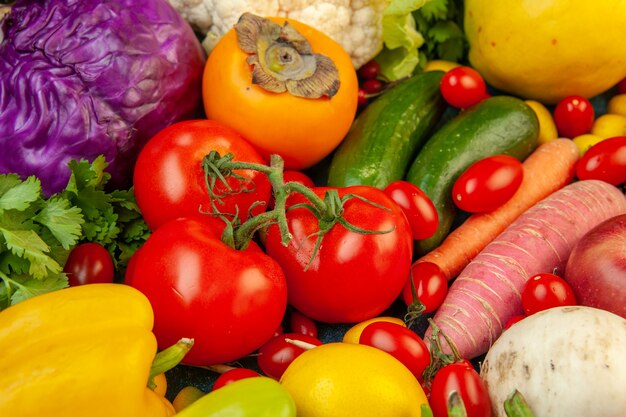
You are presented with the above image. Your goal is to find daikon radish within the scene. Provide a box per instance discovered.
[425,179,626,359]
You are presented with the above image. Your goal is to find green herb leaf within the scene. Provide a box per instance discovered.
[34,197,84,249]
[9,273,69,305]
[0,227,61,278]
[0,175,41,212]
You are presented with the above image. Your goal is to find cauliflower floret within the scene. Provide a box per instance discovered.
[167,0,388,68]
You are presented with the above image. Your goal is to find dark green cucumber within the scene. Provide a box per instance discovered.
[327,70,447,188]
[406,95,540,256]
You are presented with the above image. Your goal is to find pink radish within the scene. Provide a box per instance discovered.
[425,179,626,359]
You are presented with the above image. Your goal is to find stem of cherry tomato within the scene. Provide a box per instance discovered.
[201,152,393,262]
[422,318,464,386]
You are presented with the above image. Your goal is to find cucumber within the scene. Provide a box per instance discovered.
[327,71,447,188]
[406,95,540,255]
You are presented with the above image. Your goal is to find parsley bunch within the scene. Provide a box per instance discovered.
[0,156,150,309]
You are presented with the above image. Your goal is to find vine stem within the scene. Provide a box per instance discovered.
[201,152,394,256]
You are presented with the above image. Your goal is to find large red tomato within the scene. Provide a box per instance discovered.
[264,186,413,323]
[127,215,288,366]
[133,119,272,230]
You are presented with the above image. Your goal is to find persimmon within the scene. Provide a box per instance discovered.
[203,13,359,170]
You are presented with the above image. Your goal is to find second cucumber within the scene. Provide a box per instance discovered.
[327,71,447,188]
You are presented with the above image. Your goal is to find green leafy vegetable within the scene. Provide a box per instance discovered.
[0,156,150,310]
[376,0,468,80]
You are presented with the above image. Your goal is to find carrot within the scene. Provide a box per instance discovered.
[414,138,580,282]
[424,179,626,360]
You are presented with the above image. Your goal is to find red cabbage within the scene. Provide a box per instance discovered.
[0,0,205,194]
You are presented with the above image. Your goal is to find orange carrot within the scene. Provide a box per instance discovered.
[410,138,580,283]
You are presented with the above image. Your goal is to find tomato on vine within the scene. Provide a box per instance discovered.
[133,119,272,230]
[127,215,288,366]
[521,273,577,315]
[264,185,413,323]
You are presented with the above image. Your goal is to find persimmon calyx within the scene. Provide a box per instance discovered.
[234,12,340,99]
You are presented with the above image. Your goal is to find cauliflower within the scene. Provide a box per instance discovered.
[167,0,388,68]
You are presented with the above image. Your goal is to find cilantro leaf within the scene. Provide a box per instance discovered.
[8,273,69,305]
[0,227,62,278]
[0,175,41,212]
[34,197,84,249]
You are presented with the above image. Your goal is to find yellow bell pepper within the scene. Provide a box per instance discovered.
[0,283,175,417]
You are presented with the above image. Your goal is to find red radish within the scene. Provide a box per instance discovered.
[425,180,626,359]
[564,214,626,319]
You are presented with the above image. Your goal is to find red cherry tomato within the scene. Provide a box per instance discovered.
[284,170,316,188]
[617,78,626,94]
[402,261,448,314]
[358,60,381,80]
[575,136,626,185]
[521,273,578,315]
[553,95,595,138]
[452,155,523,213]
[64,243,114,286]
[289,310,318,338]
[430,361,492,417]
[212,368,260,391]
[440,66,488,109]
[359,321,431,381]
[384,180,438,240]
[257,333,323,379]
[504,315,526,329]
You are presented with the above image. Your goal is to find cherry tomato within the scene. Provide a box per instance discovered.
[289,310,318,338]
[575,136,626,185]
[133,120,272,231]
[430,361,492,417]
[264,186,413,323]
[452,155,524,213]
[401,261,448,314]
[358,60,381,80]
[521,273,578,315]
[359,321,431,381]
[284,171,316,188]
[212,368,260,391]
[64,242,114,286]
[553,95,595,138]
[361,79,384,95]
[617,77,626,95]
[203,16,358,171]
[440,66,488,109]
[127,215,288,366]
[504,315,526,330]
[257,333,323,379]
[384,180,439,240]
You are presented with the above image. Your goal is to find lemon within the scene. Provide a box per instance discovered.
[280,343,428,417]
[342,316,406,344]
[465,0,626,104]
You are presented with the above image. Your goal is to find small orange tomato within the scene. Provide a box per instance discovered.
[203,14,359,170]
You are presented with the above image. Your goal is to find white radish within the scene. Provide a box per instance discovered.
[480,306,626,417]
[425,179,626,359]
